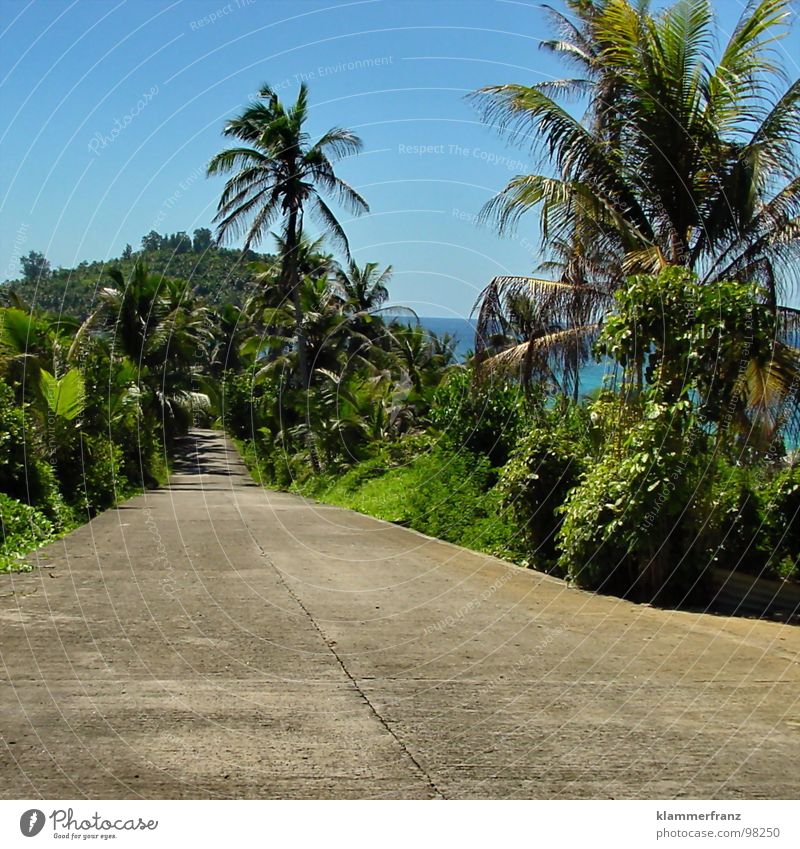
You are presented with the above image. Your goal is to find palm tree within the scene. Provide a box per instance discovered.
[99,263,211,438]
[471,0,800,396]
[328,259,395,361]
[473,275,609,398]
[386,322,457,395]
[209,302,249,376]
[333,260,392,314]
[207,83,369,390]
[475,0,798,290]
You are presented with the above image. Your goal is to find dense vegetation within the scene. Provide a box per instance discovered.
[3,233,273,317]
[3,0,799,613]
[0,262,209,570]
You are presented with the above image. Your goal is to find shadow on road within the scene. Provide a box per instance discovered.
[170,432,236,477]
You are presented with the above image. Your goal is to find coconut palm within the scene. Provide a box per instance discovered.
[208,302,249,376]
[473,0,799,293]
[471,0,800,412]
[386,322,457,394]
[333,260,392,314]
[99,263,211,438]
[473,275,609,399]
[207,83,369,389]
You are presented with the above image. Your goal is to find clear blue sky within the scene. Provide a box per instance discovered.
[1,0,797,317]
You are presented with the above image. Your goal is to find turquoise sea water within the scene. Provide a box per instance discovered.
[417,316,609,397]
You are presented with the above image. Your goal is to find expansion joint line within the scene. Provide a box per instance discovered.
[238,507,444,800]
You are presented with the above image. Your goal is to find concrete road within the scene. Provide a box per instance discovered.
[1,430,798,799]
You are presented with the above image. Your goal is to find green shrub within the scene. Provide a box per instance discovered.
[0,492,54,572]
[459,486,521,560]
[709,463,800,581]
[79,435,131,514]
[53,433,132,516]
[556,407,712,605]
[499,408,588,572]
[221,370,264,439]
[0,378,75,526]
[429,367,532,467]
[312,445,522,557]
[403,448,494,542]
[761,464,800,578]
[708,464,770,575]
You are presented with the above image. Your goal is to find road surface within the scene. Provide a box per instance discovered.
[1,430,797,799]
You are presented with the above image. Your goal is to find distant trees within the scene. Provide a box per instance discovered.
[171,232,192,253]
[20,251,50,282]
[192,228,213,252]
[141,231,162,252]
[139,228,213,255]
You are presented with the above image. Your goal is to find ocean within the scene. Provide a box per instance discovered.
[416,316,609,397]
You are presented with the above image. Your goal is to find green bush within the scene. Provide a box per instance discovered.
[429,367,531,467]
[0,492,54,572]
[710,463,800,581]
[556,407,712,605]
[459,486,521,560]
[53,432,132,516]
[403,448,494,542]
[305,445,520,559]
[761,465,800,579]
[79,434,131,514]
[499,406,588,572]
[709,464,769,575]
[221,370,264,439]
[0,378,73,525]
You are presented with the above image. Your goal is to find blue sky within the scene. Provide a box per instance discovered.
[1,0,798,317]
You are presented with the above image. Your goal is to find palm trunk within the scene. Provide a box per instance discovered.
[283,207,320,473]
[284,207,310,392]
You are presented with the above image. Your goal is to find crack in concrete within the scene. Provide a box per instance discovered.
[237,503,444,800]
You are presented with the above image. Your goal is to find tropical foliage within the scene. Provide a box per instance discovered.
[3,14,799,614]
[472,0,800,394]
[0,257,213,568]
[460,0,800,605]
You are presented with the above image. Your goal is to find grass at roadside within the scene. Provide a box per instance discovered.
[235,436,526,564]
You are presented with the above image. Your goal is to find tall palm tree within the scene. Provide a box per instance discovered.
[471,0,800,406]
[207,83,369,389]
[474,0,799,294]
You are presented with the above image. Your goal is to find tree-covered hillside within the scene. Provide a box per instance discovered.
[1,229,273,317]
